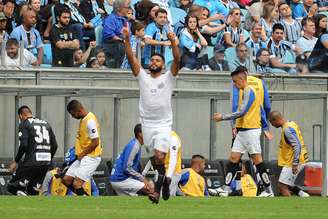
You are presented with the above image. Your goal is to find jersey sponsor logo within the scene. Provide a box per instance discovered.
[36,152,51,161]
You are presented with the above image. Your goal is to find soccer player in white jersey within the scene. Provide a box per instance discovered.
[122,22,180,203]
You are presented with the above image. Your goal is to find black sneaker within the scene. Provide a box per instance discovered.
[162,177,171,201]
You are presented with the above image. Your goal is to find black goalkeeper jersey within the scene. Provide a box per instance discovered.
[15,117,58,167]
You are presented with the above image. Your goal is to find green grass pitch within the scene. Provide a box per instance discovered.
[0,196,328,219]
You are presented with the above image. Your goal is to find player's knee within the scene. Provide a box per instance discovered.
[250,154,263,165]
[278,183,289,193]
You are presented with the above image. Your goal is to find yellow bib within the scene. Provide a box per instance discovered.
[241,174,258,197]
[164,131,182,175]
[50,169,68,196]
[180,168,206,197]
[75,112,102,157]
[235,85,261,129]
[278,121,309,167]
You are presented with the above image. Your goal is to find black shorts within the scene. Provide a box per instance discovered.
[9,165,49,195]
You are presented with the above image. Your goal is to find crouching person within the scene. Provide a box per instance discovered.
[109,124,154,196]
[41,147,99,196]
[179,154,208,197]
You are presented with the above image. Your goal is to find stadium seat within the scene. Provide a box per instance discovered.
[204,160,225,189]
[42,43,52,65]
[224,47,237,62]
[93,160,111,195]
[207,46,214,59]
[95,25,103,46]
[170,7,187,26]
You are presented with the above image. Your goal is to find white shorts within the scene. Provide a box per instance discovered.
[142,125,171,153]
[169,173,181,196]
[232,129,262,154]
[110,178,145,196]
[66,156,101,182]
[278,164,305,186]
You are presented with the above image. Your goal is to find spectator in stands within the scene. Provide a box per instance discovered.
[134,0,157,25]
[260,3,278,41]
[19,0,42,33]
[228,43,256,72]
[73,40,96,67]
[314,14,327,38]
[180,15,210,70]
[126,6,135,22]
[198,7,226,45]
[102,0,129,68]
[3,0,16,34]
[193,0,227,18]
[266,23,297,72]
[179,0,192,12]
[143,8,170,68]
[317,0,328,12]
[4,38,38,67]
[296,17,317,56]
[208,46,229,71]
[247,0,270,24]
[63,0,94,51]
[221,0,239,12]
[308,28,328,72]
[291,0,318,21]
[222,8,244,48]
[296,53,310,74]
[255,48,272,73]
[86,56,100,68]
[0,0,3,12]
[244,21,267,60]
[121,21,145,69]
[173,5,202,38]
[79,0,106,29]
[50,6,80,67]
[278,2,302,44]
[147,3,159,24]
[95,47,107,69]
[0,12,9,48]
[10,8,43,65]
[179,154,208,197]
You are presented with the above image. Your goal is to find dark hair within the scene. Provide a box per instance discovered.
[184,14,199,29]
[315,14,327,37]
[256,48,270,59]
[67,99,82,112]
[131,21,145,35]
[18,105,32,115]
[86,57,98,68]
[151,53,165,63]
[155,8,167,17]
[191,154,205,160]
[278,1,288,10]
[272,23,285,33]
[231,66,248,77]
[134,0,157,22]
[55,4,71,19]
[134,123,142,138]
[301,16,314,27]
[6,38,18,48]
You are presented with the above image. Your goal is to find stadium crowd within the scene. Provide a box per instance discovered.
[0,0,328,72]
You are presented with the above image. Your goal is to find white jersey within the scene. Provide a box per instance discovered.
[137,68,175,127]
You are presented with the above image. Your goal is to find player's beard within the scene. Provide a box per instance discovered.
[149,65,162,74]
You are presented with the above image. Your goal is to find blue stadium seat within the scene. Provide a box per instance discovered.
[95,25,103,46]
[165,46,173,66]
[207,46,214,59]
[282,50,296,64]
[42,43,52,65]
[224,47,237,62]
[170,7,187,25]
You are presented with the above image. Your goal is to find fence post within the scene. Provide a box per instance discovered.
[322,96,328,196]
[113,97,120,162]
[209,98,217,160]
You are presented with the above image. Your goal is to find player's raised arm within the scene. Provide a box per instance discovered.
[122,24,141,76]
[167,32,180,76]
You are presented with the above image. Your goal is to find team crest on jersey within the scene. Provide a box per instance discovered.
[92,129,96,133]
[158,82,165,89]
[172,146,176,150]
